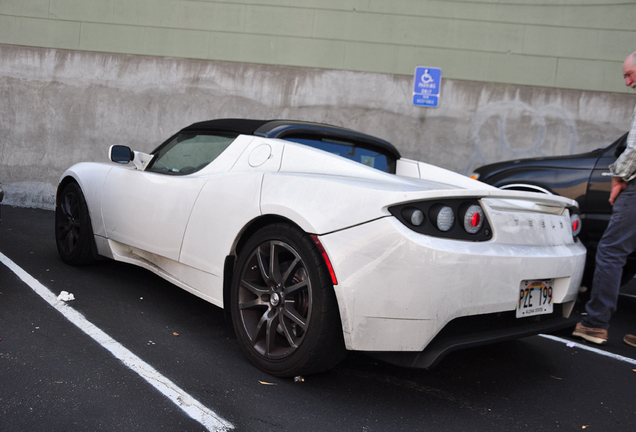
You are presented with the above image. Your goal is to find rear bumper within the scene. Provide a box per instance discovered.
[367,303,579,369]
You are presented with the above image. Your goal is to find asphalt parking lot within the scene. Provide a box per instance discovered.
[2,205,636,432]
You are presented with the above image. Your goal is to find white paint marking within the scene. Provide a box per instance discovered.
[0,252,233,432]
[540,334,636,366]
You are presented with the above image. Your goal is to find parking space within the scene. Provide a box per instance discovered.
[2,205,636,431]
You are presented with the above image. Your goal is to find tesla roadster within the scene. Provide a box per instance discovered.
[55,119,587,376]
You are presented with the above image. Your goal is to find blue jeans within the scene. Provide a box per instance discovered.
[583,180,636,329]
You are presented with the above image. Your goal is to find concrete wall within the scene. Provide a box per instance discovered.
[1,0,635,94]
[1,44,633,209]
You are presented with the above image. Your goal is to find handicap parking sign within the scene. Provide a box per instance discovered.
[413,66,441,108]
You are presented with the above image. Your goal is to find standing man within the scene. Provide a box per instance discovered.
[572,51,636,347]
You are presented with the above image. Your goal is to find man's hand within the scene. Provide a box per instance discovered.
[609,178,628,205]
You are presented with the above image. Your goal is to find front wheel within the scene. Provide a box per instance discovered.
[55,182,97,265]
[230,223,346,377]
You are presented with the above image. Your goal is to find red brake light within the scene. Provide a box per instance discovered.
[463,204,484,234]
[471,212,480,227]
[570,213,582,237]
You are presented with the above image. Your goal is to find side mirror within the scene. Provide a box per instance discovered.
[109,145,134,164]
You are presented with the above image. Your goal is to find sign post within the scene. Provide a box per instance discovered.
[413,66,441,108]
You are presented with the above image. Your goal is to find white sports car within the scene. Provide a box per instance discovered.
[55,119,586,377]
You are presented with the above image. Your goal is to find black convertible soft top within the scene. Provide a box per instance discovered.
[180,119,402,160]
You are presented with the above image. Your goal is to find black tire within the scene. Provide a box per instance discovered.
[55,182,97,265]
[230,223,346,377]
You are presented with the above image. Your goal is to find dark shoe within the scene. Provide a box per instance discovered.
[572,322,607,345]
[624,334,636,348]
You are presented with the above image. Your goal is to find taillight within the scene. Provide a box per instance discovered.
[402,207,425,226]
[570,213,582,237]
[431,205,455,232]
[463,205,484,234]
[389,199,492,241]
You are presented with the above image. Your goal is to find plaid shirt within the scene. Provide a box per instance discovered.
[610,103,636,181]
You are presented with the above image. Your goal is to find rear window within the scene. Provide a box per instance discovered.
[283,136,396,173]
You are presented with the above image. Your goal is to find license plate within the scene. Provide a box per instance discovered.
[516,279,553,318]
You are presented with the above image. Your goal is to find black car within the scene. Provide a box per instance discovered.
[472,133,634,285]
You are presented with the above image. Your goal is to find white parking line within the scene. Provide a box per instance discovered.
[0,252,233,432]
[540,334,636,365]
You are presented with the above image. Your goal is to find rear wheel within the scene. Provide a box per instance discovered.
[231,223,346,377]
[55,182,96,265]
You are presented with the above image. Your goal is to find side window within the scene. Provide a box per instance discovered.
[148,133,236,174]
